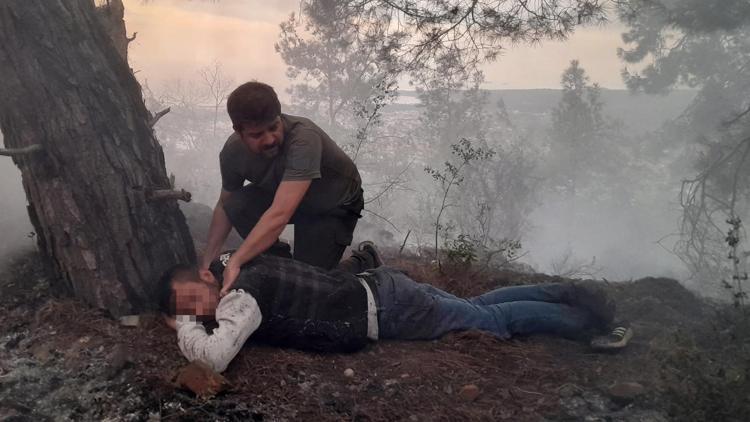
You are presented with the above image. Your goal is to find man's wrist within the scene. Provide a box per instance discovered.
[200,252,217,270]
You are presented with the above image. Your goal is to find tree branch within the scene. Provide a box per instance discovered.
[127,32,137,43]
[149,107,171,128]
[0,144,43,157]
[146,189,192,203]
[724,104,750,127]
[362,208,401,233]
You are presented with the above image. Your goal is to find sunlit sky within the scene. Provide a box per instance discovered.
[123,0,630,96]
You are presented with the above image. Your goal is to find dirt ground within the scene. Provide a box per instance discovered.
[1,249,748,421]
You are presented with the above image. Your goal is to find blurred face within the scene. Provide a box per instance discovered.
[172,271,220,319]
[238,116,284,158]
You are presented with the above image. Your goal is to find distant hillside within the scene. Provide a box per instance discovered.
[396,89,697,134]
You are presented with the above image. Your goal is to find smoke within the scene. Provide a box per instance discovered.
[0,133,35,265]
[524,195,687,281]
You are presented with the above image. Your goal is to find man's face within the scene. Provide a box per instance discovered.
[238,116,284,158]
[172,275,220,319]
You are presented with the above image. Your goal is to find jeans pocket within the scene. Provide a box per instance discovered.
[385,283,438,339]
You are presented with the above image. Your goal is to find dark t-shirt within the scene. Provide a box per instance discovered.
[219,114,362,213]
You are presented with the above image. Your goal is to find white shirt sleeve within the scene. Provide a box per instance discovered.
[175,290,262,373]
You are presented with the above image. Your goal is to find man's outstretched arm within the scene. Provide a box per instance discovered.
[200,189,234,270]
[176,291,262,373]
[221,180,311,294]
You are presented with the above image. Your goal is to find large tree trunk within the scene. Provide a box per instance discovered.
[0,0,196,316]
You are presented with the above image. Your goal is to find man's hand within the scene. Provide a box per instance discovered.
[201,190,234,270]
[163,314,177,331]
[220,262,241,297]
[219,180,311,288]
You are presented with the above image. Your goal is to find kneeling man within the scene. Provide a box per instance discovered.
[159,250,632,373]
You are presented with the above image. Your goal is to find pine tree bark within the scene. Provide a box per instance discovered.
[0,0,196,316]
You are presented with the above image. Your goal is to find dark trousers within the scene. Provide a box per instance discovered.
[223,185,363,270]
[369,268,598,341]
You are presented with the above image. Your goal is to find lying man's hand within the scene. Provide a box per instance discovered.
[220,262,241,297]
[163,314,177,331]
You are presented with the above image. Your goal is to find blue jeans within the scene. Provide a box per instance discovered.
[369,267,597,340]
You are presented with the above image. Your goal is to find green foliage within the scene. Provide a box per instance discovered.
[425,138,496,187]
[723,216,749,308]
[658,325,750,421]
[444,234,522,271]
[425,138,495,271]
[308,0,607,77]
[444,234,478,265]
[276,0,401,138]
[617,0,750,94]
[617,1,750,282]
[547,60,625,198]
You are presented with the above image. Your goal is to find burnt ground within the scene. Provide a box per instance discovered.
[1,249,749,421]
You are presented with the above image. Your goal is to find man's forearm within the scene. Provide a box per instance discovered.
[201,202,233,269]
[176,292,262,373]
[228,208,288,268]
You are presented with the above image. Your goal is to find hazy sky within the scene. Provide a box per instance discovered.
[123,0,630,93]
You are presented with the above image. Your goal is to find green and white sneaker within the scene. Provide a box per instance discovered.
[590,326,634,351]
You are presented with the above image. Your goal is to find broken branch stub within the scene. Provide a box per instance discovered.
[147,188,192,203]
[0,144,43,157]
[149,107,170,128]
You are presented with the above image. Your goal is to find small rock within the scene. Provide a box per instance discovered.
[558,383,581,398]
[607,381,644,404]
[106,344,132,379]
[119,315,140,327]
[4,333,23,350]
[344,368,354,378]
[173,361,231,399]
[31,344,52,363]
[459,384,481,402]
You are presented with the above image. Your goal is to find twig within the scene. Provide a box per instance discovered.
[149,107,171,127]
[127,32,137,43]
[399,230,411,255]
[0,144,43,157]
[147,189,192,202]
[364,160,414,205]
[723,104,750,127]
[362,208,401,233]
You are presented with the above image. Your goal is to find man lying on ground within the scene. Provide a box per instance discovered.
[159,244,633,373]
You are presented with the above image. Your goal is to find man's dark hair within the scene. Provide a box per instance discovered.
[227,81,281,131]
[157,263,197,316]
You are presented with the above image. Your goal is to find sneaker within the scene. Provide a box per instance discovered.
[357,241,383,268]
[565,282,616,328]
[590,326,634,351]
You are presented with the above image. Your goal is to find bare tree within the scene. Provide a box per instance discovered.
[198,60,235,137]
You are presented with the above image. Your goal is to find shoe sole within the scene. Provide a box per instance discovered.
[590,327,633,351]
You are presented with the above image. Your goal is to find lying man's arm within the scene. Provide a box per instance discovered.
[176,291,262,373]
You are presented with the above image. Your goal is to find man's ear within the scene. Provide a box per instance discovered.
[199,269,218,285]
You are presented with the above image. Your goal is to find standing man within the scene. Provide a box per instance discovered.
[201,82,364,294]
